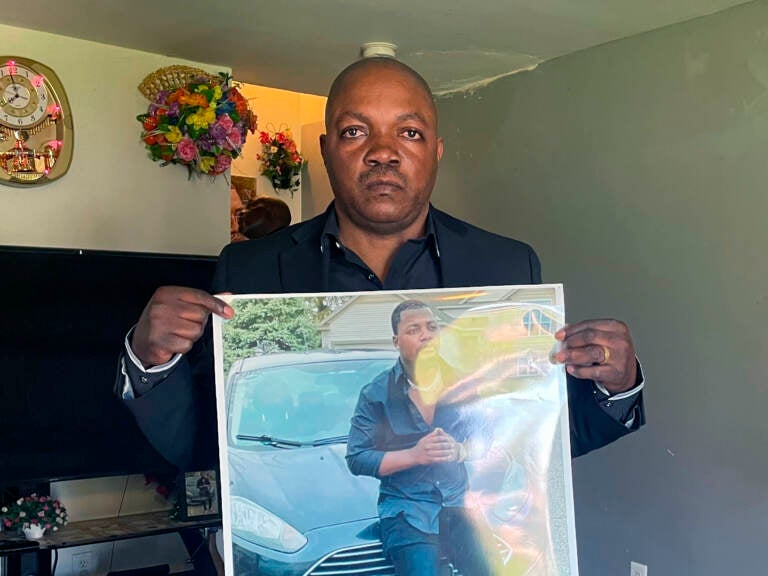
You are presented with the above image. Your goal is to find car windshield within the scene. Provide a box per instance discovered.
[228,356,394,447]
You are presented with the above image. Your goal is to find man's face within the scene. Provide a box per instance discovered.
[321,65,444,236]
[393,308,439,366]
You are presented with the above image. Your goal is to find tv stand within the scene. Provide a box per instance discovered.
[0,510,221,576]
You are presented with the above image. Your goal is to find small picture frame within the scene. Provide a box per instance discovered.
[178,469,221,521]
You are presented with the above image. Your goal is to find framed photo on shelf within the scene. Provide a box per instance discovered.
[178,469,221,521]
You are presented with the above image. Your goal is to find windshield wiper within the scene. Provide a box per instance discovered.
[237,434,305,448]
[312,435,349,447]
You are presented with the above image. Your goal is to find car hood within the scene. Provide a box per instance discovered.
[228,443,380,533]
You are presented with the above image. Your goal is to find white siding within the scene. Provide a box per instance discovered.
[323,299,400,349]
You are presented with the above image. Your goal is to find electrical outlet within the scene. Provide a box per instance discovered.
[631,561,647,576]
[72,551,93,575]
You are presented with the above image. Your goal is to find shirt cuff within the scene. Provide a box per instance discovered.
[592,358,645,428]
[593,357,645,399]
[121,327,182,399]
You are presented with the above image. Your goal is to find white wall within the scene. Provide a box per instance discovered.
[0,24,231,255]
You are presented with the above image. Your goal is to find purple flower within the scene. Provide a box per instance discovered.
[196,133,217,152]
[168,102,181,118]
[209,122,228,145]
[154,90,169,104]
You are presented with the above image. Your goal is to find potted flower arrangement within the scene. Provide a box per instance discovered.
[1,493,68,539]
[137,65,256,179]
[258,128,304,196]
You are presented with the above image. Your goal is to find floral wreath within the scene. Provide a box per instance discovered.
[258,124,304,196]
[137,65,257,179]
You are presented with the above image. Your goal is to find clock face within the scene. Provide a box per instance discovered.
[0,61,48,128]
[0,56,73,186]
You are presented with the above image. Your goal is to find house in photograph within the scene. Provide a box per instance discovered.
[319,286,563,351]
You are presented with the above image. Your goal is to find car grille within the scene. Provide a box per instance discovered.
[303,541,465,576]
[304,542,395,575]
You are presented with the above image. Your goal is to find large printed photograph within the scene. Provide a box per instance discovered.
[212,285,577,575]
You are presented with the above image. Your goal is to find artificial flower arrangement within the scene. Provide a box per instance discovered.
[1,493,68,537]
[258,127,304,195]
[137,65,257,179]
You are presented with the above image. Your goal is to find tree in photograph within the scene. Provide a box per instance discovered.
[223,298,322,370]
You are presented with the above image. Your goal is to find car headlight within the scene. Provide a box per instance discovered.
[230,496,307,553]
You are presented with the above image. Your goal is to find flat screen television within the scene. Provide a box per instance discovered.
[0,246,218,484]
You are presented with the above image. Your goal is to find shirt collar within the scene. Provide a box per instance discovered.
[393,358,410,393]
[319,201,441,257]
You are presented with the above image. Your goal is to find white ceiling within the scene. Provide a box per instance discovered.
[0,0,750,95]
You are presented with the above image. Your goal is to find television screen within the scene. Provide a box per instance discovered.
[0,246,218,484]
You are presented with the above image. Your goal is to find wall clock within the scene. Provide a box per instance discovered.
[0,56,73,186]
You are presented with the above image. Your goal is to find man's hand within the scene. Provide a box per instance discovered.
[410,428,461,465]
[553,319,637,394]
[131,286,234,368]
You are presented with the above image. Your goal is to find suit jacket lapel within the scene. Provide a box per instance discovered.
[432,209,476,287]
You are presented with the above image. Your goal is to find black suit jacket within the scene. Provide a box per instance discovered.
[121,206,642,470]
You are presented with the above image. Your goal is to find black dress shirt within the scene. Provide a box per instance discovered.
[320,208,442,291]
[346,359,484,535]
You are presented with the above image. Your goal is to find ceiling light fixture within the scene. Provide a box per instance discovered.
[360,42,398,59]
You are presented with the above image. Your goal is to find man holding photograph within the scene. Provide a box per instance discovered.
[119,57,643,477]
[347,299,497,575]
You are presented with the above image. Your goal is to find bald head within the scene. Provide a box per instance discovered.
[325,57,436,127]
[319,56,443,239]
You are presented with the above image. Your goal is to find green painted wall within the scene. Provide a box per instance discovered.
[434,1,768,574]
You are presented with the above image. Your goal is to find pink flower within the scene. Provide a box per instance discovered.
[176,137,196,162]
[3,519,10,527]
[43,505,49,511]
[45,524,51,529]
[213,154,231,174]
[38,511,45,517]
[217,115,234,131]
[226,129,242,149]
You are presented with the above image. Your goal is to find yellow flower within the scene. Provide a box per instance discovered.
[284,129,292,139]
[165,126,183,143]
[212,85,222,103]
[198,156,215,173]
[186,107,216,130]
